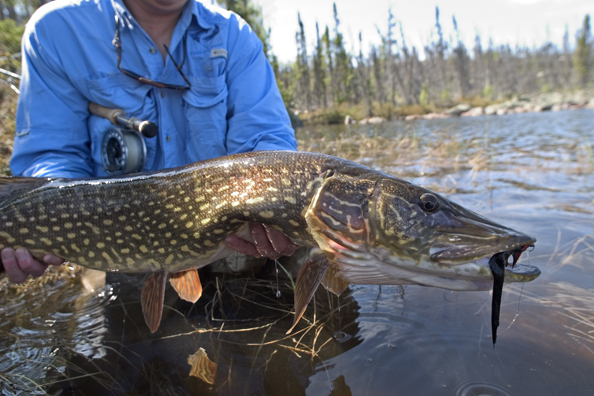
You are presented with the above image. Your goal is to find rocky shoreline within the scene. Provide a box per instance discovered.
[346,92,594,124]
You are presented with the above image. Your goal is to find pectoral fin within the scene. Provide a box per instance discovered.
[170,269,203,303]
[321,264,349,296]
[286,251,330,334]
[141,271,168,333]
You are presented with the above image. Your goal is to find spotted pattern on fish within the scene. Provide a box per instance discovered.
[0,152,370,273]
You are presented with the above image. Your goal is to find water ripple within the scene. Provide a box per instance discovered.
[0,269,113,395]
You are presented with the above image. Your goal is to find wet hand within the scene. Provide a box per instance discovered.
[224,223,300,260]
[1,248,65,283]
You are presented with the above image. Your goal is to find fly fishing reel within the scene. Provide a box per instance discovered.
[101,127,146,174]
[90,103,158,175]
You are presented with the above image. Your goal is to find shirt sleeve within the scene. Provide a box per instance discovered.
[10,10,93,178]
[224,14,297,154]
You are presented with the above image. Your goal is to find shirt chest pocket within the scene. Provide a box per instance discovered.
[182,75,229,160]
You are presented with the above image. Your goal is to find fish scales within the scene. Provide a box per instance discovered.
[0,151,372,273]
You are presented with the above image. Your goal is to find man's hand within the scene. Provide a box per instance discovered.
[224,223,300,260]
[1,248,65,283]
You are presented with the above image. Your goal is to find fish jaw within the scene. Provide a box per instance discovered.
[317,234,539,291]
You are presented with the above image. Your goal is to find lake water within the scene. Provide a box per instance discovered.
[0,109,593,395]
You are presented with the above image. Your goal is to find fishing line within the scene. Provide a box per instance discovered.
[274,260,281,298]
[499,283,524,335]
[500,249,531,335]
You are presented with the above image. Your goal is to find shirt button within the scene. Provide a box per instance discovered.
[166,135,171,142]
[161,91,165,98]
[149,47,157,54]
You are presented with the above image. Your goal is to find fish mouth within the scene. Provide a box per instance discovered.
[492,242,540,283]
[429,235,540,283]
[429,233,536,264]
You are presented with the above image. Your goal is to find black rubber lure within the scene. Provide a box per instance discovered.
[488,245,532,346]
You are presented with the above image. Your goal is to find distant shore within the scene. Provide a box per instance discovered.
[293,90,594,127]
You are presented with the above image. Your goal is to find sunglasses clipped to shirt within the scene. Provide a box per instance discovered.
[113,13,191,90]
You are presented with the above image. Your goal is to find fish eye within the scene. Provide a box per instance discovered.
[419,193,440,213]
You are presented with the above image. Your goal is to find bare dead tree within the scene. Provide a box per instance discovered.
[295,12,311,110]
[370,46,385,106]
[451,15,470,98]
[356,32,374,117]
[312,22,328,108]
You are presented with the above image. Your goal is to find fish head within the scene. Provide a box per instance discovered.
[365,177,539,290]
[306,173,539,291]
[370,178,533,261]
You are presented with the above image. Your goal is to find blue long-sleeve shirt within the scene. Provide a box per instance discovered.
[12,0,296,178]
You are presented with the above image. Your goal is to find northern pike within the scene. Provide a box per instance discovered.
[0,151,539,336]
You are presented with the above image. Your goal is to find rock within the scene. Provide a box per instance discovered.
[484,105,499,115]
[444,103,472,116]
[534,102,554,111]
[496,108,507,116]
[510,107,527,114]
[404,114,423,121]
[367,116,386,124]
[588,98,594,109]
[423,113,448,119]
[359,116,386,124]
[531,104,544,112]
[461,107,484,117]
[344,115,356,125]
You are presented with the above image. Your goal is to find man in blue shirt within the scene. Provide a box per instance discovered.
[2,0,299,282]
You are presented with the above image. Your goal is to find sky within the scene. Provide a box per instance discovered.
[253,0,593,63]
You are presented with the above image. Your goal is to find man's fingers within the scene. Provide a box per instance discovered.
[226,223,299,260]
[44,254,66,266]
[250,223,280,260]
[224,234,261,257]
[2,248,28,283]
[1,248,54,283]
[262,224,300,256]
[15,248,48,278]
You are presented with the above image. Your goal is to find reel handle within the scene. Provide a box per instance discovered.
[88,102,158,138]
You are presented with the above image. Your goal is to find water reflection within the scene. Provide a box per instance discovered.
[0,109,593,395]
[15,262,362,395]
[0,266,112,395]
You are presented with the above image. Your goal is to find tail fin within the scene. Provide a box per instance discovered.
[0,177,51,203]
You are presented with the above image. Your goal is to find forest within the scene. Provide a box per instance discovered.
[1,0,593,124]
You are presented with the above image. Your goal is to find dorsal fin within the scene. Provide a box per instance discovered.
[0,177,52,202]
